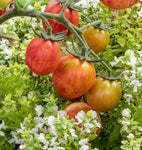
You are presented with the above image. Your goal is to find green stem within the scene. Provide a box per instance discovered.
[0,3,112,77]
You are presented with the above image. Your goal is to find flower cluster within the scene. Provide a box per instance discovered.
[8,96,101,150]
[110,49,142,149]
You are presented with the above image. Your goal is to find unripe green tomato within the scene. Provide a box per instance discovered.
[83,26,110,53]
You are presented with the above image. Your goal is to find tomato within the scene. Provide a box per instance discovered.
[0,10,6,16]
[83,26,110,53]
[26,37,60,75]
[52,54,96,99]
[100,0,139,9]
[0,0,11,10]
[42,0,79,36]
[64,102,101,135]
[86,77,122,112]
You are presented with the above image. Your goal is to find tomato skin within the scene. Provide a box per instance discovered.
[100,0,139,9]
[83,26,110,53]
[86,77,122,112]
[64,102,101,135]
[0,10,6,16]
[26,37,60,75]
[52,54,96,99]
[42,1,79,36]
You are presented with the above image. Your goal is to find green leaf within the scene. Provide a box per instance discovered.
[117,37,126,47]
[133,106,142,127]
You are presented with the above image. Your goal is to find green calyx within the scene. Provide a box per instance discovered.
[57,0,86,12]
[66,39,104,63]
[31,14,67,41]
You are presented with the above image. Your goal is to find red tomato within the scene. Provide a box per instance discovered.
[0,10,6,16]
[42,1,79,36]
[83,26,110,53]
[86,77,122,112]
[64,102,101,135]
[52,54,96,99]
[26,37,60,75]
[100,0,139,9]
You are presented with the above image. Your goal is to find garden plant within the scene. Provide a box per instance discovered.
[0,0,142,150]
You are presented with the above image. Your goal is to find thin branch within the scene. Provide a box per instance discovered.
[0,34,15,43]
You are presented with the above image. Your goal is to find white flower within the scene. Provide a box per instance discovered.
[127,133,134,139]
[110,56,119,66]
[57,110,67,118]
[35,105,43,116]
[84,123,94,133]
[16,123,25,133]
[47,116,55,126]
[124,94,132,105]
[121,121,130,126]
[93,148,99,150]
[50,136,59,146]
[0,121,7,130]
[96,122,101,128]
[69,129,77,138]
[129,79,141,92]
[125,49,137,67]
[54,106,58,112]
[122,108,131,117]
[88,110,97,119]
[30,127,38,135]
[0,131,5,136]
[76,0,99,8]
[75,111,85,124]
[80,145,89,150]
[137,7,142,19]
[34,117,44,129]
[79,138,88,145]
[137,67,142,76]
[64,132,69,140]
[19,145,26,150]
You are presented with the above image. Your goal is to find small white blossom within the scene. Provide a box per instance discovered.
[35,105,43,116]
[76,0,99,8]
[34,117,44,129]
[0,131,5,136]
[75,111,85,124]
[96,122,101,128]
[121,120,130,125]
[80,145,89,150]
[64,132,69,140]
[30,127,38,136]
[47,116,55,126]
[125,49,137,67]
[127,133,134,139]
[54,106,58,112]
[122,108,131,117]
[79,138,88,145]
[110,56,119,66]
[16,123,25,133]
[69,129,77,138]
[88,110,97,119]
[19,145,26,150]
[129,79,141,92]
[0,121,7,130]
[124,94,133,105]
[50,136,59,146]
[57,110,67,118]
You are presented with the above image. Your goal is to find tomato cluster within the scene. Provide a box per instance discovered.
[25,0,122,142]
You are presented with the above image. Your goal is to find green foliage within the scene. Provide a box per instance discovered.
[0,0,142,149]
